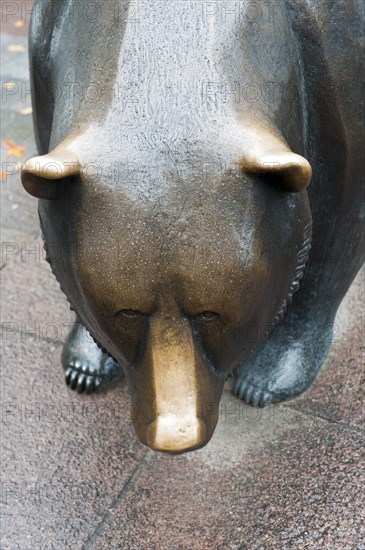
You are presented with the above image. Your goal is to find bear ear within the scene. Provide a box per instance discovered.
[21,145,80,200]
[241,126,312,193]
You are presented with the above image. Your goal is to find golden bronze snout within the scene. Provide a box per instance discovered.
[124,315,225,454]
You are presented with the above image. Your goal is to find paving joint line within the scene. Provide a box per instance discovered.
[82,449,155,549]
[285,403,365,436]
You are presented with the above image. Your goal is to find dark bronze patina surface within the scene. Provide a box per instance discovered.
[21,1,364,453]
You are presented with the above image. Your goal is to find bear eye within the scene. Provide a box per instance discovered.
[116,309,144,319]
[195,311,219,322]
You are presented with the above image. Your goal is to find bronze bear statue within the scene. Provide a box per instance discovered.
[22,1,364,453]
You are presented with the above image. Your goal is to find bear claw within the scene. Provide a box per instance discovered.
[64,359,104,394]
[234,377,273,408]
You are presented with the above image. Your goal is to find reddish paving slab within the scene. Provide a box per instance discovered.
[1,337,147,550]
[91,421,365,550]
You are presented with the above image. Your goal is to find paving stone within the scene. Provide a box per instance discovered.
[1,337,146,550]
[88,417,365,550]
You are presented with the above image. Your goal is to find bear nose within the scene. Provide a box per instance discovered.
[124,315,225,454]
[146,415,207,453]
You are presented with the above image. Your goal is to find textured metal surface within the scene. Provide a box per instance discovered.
[20,0,364,453]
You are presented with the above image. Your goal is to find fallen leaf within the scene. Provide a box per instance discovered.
[3,82,15,91]
[7,44,27,53]
[3,140,26,158]
[2,139,16,149]
[7,146,26,158]
[14,20,25,28]
[20,107,33,115]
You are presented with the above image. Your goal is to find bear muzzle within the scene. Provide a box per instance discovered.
[125,315,226,454]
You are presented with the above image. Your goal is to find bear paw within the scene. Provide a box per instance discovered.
[233,335,331,407]
[62,320,123,394]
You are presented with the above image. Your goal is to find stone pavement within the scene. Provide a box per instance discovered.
[1,3,364,549]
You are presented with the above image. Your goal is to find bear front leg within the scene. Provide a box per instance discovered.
[62,320,123,393]
[233,307,335,407]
